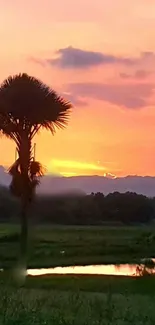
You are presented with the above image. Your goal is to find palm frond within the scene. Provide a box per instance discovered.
[8,159,20,176]
[0,73,72,139]
[8,158,44,200]
[30,161,45,178]
[0,73,72,202]
[9,173,22,197]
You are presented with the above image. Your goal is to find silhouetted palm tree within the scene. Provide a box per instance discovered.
[0,73,72,272]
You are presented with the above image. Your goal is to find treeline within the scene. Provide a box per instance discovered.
[0,186,155,225]
[33,192,154,225]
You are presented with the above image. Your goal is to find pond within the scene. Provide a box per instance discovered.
[27,260,155,277]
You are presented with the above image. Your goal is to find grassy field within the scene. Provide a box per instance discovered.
[0,224,155,324]
[25,274,155,295]
[0,224,155,268]
[0,274,155,324]
[1,289,155,325]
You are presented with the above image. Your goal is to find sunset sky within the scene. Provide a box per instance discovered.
[1,0,155,177]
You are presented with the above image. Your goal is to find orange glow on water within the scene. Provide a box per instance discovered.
[27,264,137,277]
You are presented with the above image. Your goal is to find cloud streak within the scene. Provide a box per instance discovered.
[28,56,45,67]
[67,82,155,109]
[120,69,152,80]
[62,92,88,107]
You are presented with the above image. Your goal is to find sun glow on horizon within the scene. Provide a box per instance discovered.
[47,159,117,177]
[51,160,107,171]
[60,171,77,177]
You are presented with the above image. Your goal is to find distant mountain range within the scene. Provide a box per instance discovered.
[0,165,155,197]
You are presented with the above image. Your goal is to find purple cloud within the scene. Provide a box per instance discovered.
[46,46,135,69]
[67,82,154,109]
[30,48,155,70]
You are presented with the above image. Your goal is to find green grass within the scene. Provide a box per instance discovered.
[25,274,155,295]
[1,271,155,295]
[0,224,155,268]
[1,283,155,324]
[0,224,155,324]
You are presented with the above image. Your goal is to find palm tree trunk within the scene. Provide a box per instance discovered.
[20,198,28,269]
[18,135,31,277]
[13,198,29,286]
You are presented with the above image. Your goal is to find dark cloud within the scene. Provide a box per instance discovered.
[67,82,154,109]
[47,46,135,69]
[120,69,152,80]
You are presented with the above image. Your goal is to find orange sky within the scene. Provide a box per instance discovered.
[1,0,155,177]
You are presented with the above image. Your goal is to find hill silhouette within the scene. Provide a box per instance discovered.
[0,166,155,197]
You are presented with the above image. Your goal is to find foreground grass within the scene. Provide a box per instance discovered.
[25,274,155,296]
[0,224,155,268]
[1,271,155,294]
[1,225,155,324]
[0,264,155,325]
[1,283,155,324]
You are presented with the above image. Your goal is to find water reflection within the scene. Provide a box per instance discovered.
[27,264,139,276]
